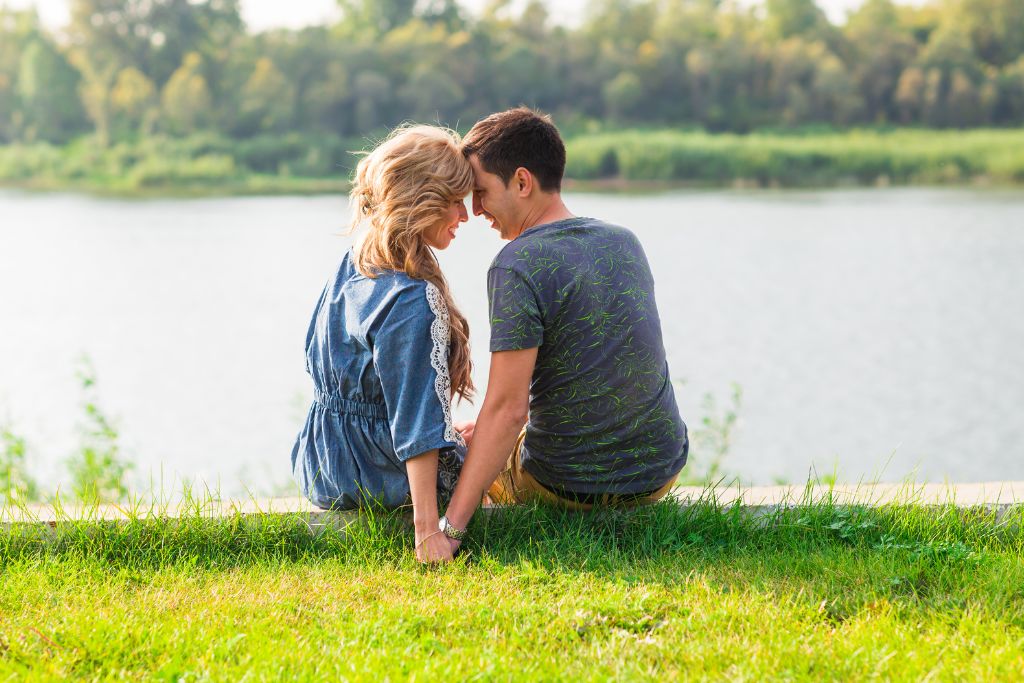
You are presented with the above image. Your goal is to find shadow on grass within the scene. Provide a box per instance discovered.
[5,487,1024,634]
[3,483,1021,571]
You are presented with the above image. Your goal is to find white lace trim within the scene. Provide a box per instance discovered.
[424,282,465,447]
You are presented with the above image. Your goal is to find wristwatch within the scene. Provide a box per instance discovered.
[438,516,467,541]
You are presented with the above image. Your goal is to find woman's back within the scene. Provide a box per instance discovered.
[292,250,465,509]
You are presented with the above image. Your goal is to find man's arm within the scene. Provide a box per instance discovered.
[443,347,537,533]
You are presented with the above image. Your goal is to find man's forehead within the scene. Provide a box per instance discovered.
[468,155,502,186]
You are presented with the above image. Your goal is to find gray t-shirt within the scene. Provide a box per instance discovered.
[488,216,688,494]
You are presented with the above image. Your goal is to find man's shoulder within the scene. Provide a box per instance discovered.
[489,217,638,270]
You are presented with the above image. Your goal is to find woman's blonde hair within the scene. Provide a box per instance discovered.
[349,125,475,401]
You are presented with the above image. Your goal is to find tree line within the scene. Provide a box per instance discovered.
[1,0,1023,148]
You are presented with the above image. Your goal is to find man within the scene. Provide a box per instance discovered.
[438,107,688,551]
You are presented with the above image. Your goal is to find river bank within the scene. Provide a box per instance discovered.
[3,128,1023,198]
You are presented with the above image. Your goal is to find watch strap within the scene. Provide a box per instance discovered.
[438,515,467,541]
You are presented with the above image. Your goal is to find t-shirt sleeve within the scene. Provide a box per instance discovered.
[488,265,544,352]
[373,283,464,461]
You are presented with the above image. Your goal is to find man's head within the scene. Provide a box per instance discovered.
[462,107,566,240]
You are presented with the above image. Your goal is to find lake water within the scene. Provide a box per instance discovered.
[2,188,1023,495]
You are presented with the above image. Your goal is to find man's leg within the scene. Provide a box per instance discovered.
[487,428,594,510]
[487,430,679,510]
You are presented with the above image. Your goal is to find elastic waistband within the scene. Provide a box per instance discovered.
[313,391,387,419]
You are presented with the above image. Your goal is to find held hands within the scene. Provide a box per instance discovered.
[454,419,476,446]
[415,527,454,563]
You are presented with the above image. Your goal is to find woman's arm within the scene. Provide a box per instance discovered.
[406,448,454,563]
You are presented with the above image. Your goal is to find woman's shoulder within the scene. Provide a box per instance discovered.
[344,265,436,318]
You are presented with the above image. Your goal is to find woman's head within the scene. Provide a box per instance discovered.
[350,125,472,260]
[350,125,475,400]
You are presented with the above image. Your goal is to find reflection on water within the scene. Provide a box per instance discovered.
[2,188,1023,494]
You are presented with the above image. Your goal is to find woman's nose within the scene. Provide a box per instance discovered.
[458,202,469,222]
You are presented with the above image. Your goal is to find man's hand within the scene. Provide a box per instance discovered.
[454,419,476,446]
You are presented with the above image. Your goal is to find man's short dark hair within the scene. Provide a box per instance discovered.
[462,107,565,193]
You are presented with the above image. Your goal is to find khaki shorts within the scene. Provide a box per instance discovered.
[486,429,677,511]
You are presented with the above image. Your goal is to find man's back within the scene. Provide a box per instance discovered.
[487,216,688,495]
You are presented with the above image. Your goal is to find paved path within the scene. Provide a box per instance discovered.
[7,481,1023,526]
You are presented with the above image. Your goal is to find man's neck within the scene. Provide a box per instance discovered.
[515,195,574,238]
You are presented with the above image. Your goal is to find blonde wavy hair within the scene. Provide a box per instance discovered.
[349,125,475,401]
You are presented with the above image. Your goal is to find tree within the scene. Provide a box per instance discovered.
[161,52,211,134]
[337,0,416,36]
[948,0,1024,68]
[303,62,351,135]
[111,66,157,134]
[352,70,392,133]
[398,64,466,123]
[895,66,926,122]
[946,69,984,125]
[238,57,295,134]
[16,39,86,142]
[916,25,989,125]
[844,0,918,122]
[812,54,863,124]
[0,71,16,143]
[993,57,1024,123]
[67,0,242,88]
[0,8,38,142]
[603,70,644,121]
[68,49,117,146]
[764,0,829,40]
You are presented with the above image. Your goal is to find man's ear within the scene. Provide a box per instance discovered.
[514,167,533,197]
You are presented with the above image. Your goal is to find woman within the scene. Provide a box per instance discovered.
[290,125,474,563]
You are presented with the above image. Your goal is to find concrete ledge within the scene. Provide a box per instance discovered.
[6,481,1023,527]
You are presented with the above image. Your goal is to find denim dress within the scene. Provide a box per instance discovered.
[291,249,466,509]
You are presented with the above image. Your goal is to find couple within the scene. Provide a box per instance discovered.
[291,108,688,563]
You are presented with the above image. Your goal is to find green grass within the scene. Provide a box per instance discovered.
[3,491,1023,680]
[565,128,1024,187]
[0,133,356,197]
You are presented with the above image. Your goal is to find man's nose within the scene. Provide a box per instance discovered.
[472,192,484,216]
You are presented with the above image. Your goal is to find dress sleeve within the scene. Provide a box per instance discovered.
[373,282,465,462]
[488,265,544,352]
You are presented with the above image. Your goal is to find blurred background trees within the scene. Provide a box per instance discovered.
[1,0,1023,149]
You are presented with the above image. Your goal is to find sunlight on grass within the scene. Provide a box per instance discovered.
[2,483,1022,679]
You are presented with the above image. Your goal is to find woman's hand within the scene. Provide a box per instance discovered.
[454,419,476,446]
[415,528,455,563]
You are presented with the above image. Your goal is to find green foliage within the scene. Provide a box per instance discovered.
[4,0,1024,158]
[65,357,133,502]
[680,384,743,485]
[565,127,1024,185]
[160,52,211,135]
[3,127,1024,193]
[110,66,157,135]
[16,38,87,143]
[0,422,39,503]
[2,0,1024,191]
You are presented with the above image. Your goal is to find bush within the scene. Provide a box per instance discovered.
[564,128,1024,186]
[127,153,237,188]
